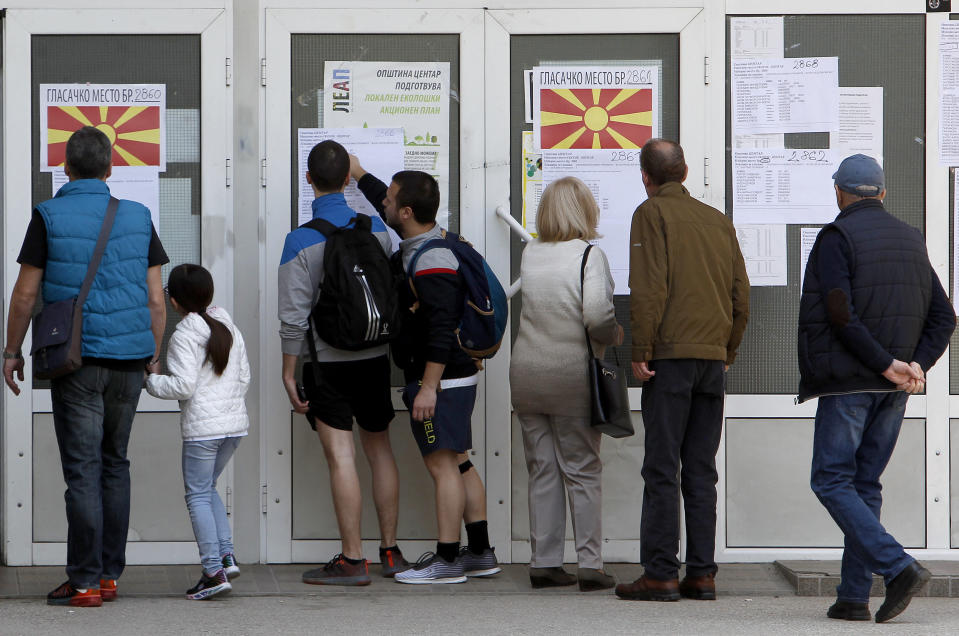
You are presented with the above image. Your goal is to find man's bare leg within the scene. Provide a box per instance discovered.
[317,423,363,559]
[359,428,399,547]
[423,449,465,543]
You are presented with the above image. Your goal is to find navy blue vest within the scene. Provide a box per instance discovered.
[798,199,931,402]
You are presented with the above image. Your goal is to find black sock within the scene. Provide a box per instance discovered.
[465,520,491,554]
[343,555,364,565]
[379,545,399,554]
[437,541,460,563]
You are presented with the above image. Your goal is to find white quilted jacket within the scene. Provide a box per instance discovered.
[146,306,250,441]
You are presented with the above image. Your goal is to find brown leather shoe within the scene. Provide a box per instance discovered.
[679,572,716,600]
[615,575,680,601]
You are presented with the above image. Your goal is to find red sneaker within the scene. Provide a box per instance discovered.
[47,581,103,607]
[99,579,118,602]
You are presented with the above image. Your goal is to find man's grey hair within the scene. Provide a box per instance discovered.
[65,126,112,179]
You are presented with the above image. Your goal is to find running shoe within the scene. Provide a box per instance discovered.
[379,547,412,578]
[185,569,232,600]
[47,581,102,607]
[99,578,118,602]
[222,553,241,580]
[459,546,501,577]
[302,554,371,586]
[394,552,466,584]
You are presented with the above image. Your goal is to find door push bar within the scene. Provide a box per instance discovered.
[494,205,532,299]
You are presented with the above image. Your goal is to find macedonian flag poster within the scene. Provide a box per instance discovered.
[40,84,166,171]
[532,66,658,151]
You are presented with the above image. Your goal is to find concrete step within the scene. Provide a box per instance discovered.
[775,560,959,598]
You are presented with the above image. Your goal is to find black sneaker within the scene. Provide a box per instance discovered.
[394,551,466,584]
[827,600,871,621]
[875,561,931,623]
[458,546,501,577]
[222,553,241,580]
[379,547,411,578]
[302,554,371,586]
[185,569,232,600]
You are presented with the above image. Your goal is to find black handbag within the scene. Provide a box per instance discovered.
[31,197,119,380]
[581,244,634,438]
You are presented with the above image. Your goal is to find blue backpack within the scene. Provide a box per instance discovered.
[407,230,508,361]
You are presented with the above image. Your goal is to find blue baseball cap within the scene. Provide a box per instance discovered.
[832,154,884,197]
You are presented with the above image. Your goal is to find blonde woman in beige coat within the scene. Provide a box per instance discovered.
[510,176,624,592]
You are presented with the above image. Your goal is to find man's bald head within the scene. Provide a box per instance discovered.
[640,138,687,187]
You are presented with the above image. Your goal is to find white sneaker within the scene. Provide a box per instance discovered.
[394,552,466,584]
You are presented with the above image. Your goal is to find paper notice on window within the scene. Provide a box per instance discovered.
[940,23,959,165]
[521,132,542,237]
[532,66,659,151]
[954,171,959,311]
[730,17,784,58]
[736,224,786,287]
[52,167,160,231]
[39,84,166,172]
[833,88,883,164]
[731,57,839,135]
[542,148,645,292]
[322,61,450,225]
[296,127,404,232]
[799,227,822,292]
[732,148,838,224]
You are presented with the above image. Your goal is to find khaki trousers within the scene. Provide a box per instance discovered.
[519,412,603,569]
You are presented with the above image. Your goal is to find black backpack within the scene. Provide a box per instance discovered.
[303,214,400,351]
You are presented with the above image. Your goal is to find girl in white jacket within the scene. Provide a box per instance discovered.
[146,264,250,600]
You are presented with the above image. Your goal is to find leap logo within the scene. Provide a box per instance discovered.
[331,68,351,113]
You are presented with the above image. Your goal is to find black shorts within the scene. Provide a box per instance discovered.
[302,355,394,432]
[402,379,476,456]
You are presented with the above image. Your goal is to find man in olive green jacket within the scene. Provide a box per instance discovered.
[616,139,749,603]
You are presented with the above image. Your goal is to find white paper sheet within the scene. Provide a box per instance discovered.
[532,65,659,151]
[52,167,160,231]
[322,61,450,226]
[542,148,644,292]
[731,57,839,135]
[834,88,883,164]
[296,128,404,239]
[732,148,839,224]
[799,227,822,292]
[40,84,166,171]
[940,23,959,165]
[736,224,787,287]
[730,17,784,58]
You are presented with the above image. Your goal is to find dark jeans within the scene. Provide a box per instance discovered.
[51,365,142,588]
[639,358,725,580]
[811,392,914,603]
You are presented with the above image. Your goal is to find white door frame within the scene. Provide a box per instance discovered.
[718,1,952,561]
[486,6,710,563]
[1,3,233,565]
[262,7,488,563]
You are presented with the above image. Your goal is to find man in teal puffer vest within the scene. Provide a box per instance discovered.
[3,126,168,607]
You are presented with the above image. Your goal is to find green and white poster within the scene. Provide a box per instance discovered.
[323,61,450,225]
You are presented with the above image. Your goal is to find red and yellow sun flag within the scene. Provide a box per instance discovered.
[46,105,161,168]
[539,88,652,150]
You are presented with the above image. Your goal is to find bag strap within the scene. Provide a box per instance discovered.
[406,236,452,299]
[76,196,120,309]
[303,216,348,237]
[580,243,596,360]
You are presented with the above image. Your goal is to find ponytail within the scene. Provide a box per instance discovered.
[166,263,233,376]
[199,311,233,376]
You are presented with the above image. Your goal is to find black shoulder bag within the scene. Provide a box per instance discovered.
[31,197,119,379]
[581,244,634,438]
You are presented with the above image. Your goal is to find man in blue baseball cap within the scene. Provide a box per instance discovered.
[798,154,955,623]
